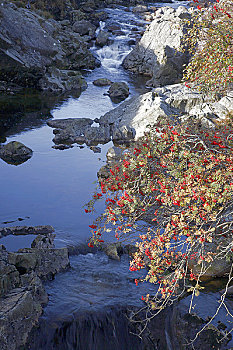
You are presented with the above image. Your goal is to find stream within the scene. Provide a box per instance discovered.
[1,2,232,349]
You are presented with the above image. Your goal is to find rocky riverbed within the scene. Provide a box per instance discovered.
[1,0,233,349]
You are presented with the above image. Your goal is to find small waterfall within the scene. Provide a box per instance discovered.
[95,20,106,36]
[96,42,131,71]
[27,306,169,350]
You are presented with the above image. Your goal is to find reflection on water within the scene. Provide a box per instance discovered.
[0,4,150,247]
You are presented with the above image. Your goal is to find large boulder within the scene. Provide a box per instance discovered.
[0,141,33,165]
[47,118,94,144]
[99,84,233,140]
[123,6,191,87]
[0,278,47,350]
[72,20,96,37]
[108,82,130,103]
[96,30,111,47]
[93,78,112,86]
[0,223,70,350]
[0,2,97,93]
[8,247,70,280]
[84,125,111,145]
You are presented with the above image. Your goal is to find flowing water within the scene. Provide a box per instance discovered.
[1,2,232,349]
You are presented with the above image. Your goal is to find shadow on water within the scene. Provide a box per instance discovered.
[0,89,82,138]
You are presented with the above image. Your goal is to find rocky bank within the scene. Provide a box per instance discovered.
[0,1,98,94]
[0,225,70,350]
[123,6,191,87]
[45,5,233,148]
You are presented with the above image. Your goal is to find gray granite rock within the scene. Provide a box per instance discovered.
[123,6,190,87]
[0,141,33,165]
[0,275,48,350]
[108,82,129,103]
[84,125,111,145]
[72,20,96,37]
[106,146,123,161]
[47,118,94,144]
[0,225,55,239]
[31,234,55,249]
[96,30,111,47]
[0,3,97,93]
[99,84,233,140]
[93,78,113,86]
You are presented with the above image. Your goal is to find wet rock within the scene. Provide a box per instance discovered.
[75,136,86,144]
[93,78,113,86]
[106,146,123,161]
[72,20,96,37]
[8,247,70,280]
[112,125,136,143]
[31,234,55,249]
[189,241,233,281]
[0,141,33,165]
[47,118,93,144]
[103,243,123,261]
[0,223,70,350]
[96,30,111,47]
[84,125,111,145]
[47,118,93,129]
[90,146,101,153]
[170,302,232,349]
[132,5,148,13]
[108,82,129,103]
[123,6,190,87]
[106,23,121,33]
[0,250,20,297]
[0,275,48,350]
[49,118,112,147]
[97,164,111,180]
[0,136,7,143]
[0,225,55,239]
[52,144,73,150]
[221,285,233,297]
[128,39,136,46]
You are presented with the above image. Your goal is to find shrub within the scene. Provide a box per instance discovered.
[87,118,233,314]
[182,0,233,98]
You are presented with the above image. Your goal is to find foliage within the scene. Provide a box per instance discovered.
[87,118,233,315]
[85,0,233,343]
[182,0,233,98]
